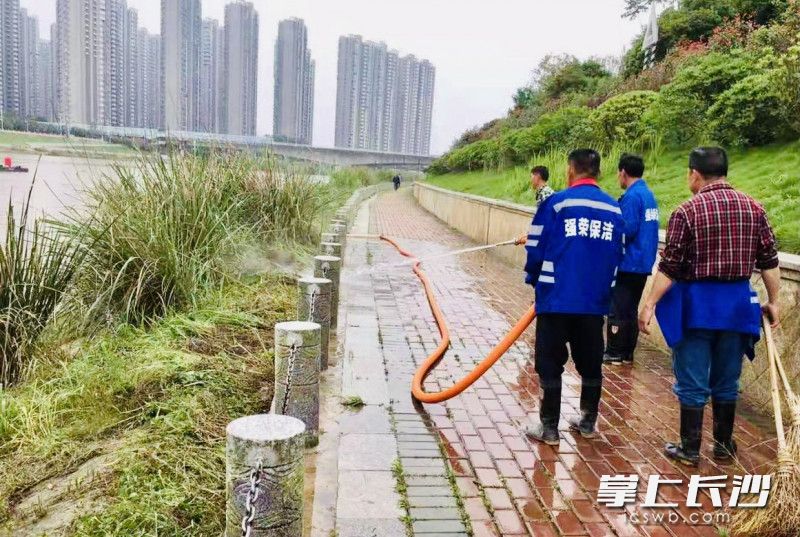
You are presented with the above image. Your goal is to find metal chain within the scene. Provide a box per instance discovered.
[241,458,263,537]
[281,343,299,415]
[308,289,317,323]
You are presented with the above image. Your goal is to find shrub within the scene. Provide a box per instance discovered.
[645,51,754,144]
[708,69,790,145]
[589,90,658,148]
[509,107,593,161]
[445,139,497,171]
[776,41,800,133]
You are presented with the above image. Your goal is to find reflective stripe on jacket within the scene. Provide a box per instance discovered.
[524,181,625,315]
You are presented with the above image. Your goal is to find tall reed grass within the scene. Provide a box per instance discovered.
[0,187,87,387]
[60,152,331,324]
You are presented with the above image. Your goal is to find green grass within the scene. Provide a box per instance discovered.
[427,140,800,253]
[0,131,97,146]
[0,274,294,535]
[341,395,366,409]
[0,130,135,157]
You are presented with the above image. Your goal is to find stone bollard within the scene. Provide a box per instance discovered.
[297,277,332,370]
[314,255,341,328]
[320,241,342,258]
[329,223,346,251]
[225,414,305,537]
[273,321,321,446]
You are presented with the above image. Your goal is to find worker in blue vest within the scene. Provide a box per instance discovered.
[523,149,625,445]
[604,154,660,365]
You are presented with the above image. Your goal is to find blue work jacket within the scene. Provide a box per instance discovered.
[618,179,659,274]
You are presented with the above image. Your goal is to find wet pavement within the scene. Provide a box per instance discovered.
[316,189,778,537]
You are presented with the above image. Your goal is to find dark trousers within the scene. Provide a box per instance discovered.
[534,313,604,389]
[605,272,648,359]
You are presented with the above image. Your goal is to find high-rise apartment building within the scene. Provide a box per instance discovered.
[137,29,161,129]
[198,18,223,133]
[104,0,138,127]
[123,6,138,127]
[221,1,258,136]
[18,8,38,119]
[415,60,435,155]
[161,0,201,132]
[56,0,107,126]
[273,18,315,145]
[392,56,435,155]
[335,35,435,155]
[104,0,124,126]
[1,0,21,116]
[36,39,54,120]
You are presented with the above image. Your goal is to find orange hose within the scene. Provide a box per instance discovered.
[379,235,537,403]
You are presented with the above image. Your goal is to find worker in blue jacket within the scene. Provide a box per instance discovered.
[604,154,660,366]
[523,149,625,445]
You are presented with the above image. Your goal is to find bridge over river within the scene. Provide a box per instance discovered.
[45,124,437,170]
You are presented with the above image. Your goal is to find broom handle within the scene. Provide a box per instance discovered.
[763,316,788,450]
[770,335,798,401]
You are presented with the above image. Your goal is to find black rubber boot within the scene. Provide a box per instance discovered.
[712,400,738,461]
[665,405,704,467]
[568,383,602,439]
[622,321,638,364]
[604,321,624,365]
[525,384,562,446]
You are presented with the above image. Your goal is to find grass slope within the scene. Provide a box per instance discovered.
[0,274,294,536]
[427,141,800,253]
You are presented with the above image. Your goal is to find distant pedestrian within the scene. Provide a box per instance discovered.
[603,154,659,366]
[531,165,554,206]
[639,147,781,467]
[392,174,401,190]
[516,166,555,245]
[523,149,624,444]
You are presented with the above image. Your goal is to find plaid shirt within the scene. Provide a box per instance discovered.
[659,181,779,281]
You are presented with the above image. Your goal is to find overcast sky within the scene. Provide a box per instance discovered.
[21,0,648,154]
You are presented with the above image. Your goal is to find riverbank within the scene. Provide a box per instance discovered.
[0,152,383,535]
[0,131,136,160]
[427,140,800,253]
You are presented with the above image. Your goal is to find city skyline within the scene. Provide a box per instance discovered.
[16,0,648,153]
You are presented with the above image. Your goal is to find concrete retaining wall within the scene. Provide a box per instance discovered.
[413,183,534,268]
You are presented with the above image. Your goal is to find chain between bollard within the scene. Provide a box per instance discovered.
[280,343,299,415]
[241,458,263,537]
[307,289,317,323]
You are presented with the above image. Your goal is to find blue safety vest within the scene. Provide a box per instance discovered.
[524,181,625,315]
[618,179,660,274]
[655,280,761,358]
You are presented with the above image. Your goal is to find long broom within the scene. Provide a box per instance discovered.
[770,331,800,465]
[731,316,800,536]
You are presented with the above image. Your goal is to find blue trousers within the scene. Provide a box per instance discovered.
[672,329,747,407]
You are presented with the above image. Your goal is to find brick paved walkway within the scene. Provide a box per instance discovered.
[328,189,778,537]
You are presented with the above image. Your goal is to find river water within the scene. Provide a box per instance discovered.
[0,152,118,224]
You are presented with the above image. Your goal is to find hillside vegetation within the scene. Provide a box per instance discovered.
[428,140,800,253]
[428,1,800,245]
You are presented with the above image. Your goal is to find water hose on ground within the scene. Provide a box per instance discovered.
[379,235,537,404]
